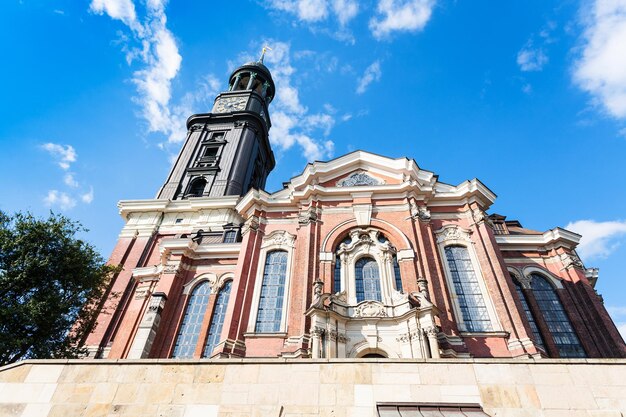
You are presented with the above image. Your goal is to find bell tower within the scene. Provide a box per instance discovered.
[157,55,276,199]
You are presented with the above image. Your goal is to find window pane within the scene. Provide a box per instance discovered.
[334,255,342,293]
[223,230,237,243]
[444,246,493,332]
[531,274,586,358]
[172,281,211,358]
[355,257,382,302]
[393,256,403,292]
[203,281,232,357]
[255,251,288,333]
[513,279,545,350]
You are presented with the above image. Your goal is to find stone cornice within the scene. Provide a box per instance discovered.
[118,196,241,220]
[495,227,581,251]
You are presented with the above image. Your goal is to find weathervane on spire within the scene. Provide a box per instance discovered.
[259,46,272,63]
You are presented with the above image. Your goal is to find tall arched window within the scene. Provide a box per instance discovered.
[393,255,403,292]
[512,278,545,350]
[531,274,586,358]
[255,250,288,333]
[355,257,382,302]
[172,281,211,358]
[444,245,493,332]
[203,281,232,358]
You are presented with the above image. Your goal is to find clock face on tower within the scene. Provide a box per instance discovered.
[213,96,248,113]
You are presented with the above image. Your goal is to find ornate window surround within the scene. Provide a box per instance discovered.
[434,225,501,333]
[247,230,296,334]
[335,228,402,305]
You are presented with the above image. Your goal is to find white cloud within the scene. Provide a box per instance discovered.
[522,83,533,94]
[265,0,358,26]
[64,173,79,188]
[356,60,382,94]
[89,0,137,27]
[369,0,435,39]
[565,219,626,260]
[517,42,548,72]
[91,0,216,145]
[41,143,77,170]
[618,323,626,340]
[43,190,77,211]
[573,0,626,118]
[81,187,94,204]
[332,0,359,26]
[251,41,336,161]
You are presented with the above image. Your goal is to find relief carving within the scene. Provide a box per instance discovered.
[337,171,382,187]
[298,207,318,225]
[261,230,296,249]
[435,225,472,244]
[354,301,388,318]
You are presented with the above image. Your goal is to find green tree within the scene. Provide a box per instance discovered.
[0,211,117,365]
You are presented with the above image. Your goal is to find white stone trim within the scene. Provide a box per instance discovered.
[247,230,296,334]
[521,266,564,289]
[434,225,502,333]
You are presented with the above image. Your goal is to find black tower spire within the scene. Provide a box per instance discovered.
[157,56,276,199]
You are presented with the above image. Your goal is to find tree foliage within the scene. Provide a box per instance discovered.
[0,211,117,365]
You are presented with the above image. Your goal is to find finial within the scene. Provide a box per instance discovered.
[259,45,272,63]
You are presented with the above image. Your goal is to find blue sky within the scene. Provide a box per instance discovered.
[2,0,626,336]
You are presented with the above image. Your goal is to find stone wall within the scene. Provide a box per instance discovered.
[0,359,625,417]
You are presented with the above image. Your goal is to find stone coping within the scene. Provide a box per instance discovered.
[2,356,625,373]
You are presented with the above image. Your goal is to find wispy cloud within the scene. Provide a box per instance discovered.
[90,0,218,145]
[44,190,77,210]
[517,41,548,72]
[64,173,79,188]
[40,143,93,210]
[41,143,76,170]
[240,41,335,161]
[369,0,436,39]
[356,60,382,94]
[573,0,626,119]
[265,0,358,26]
[566,219,626,260]
[81,187,94,204]
[607,306,626,340]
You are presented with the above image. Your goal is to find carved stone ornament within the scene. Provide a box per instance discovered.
[337,171,382,187]
[310,326,325,337]
[560,252,584,270]
[471,208,494,228]
[313,279,324,297]
[298,207,318,225]
[163,263,179,274]
[331,291,347,303]
[435,226,472,244]
[425,326,439,338]
[397,331,422,343]
[261,230,296,249]
[241,215,260,235]
[354,301,388,318]
[416,277,430,300]
[514,273,532,290]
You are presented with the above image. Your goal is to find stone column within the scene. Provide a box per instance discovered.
[425,326,440,359]
[310,326,325,359]
[127,292,167,359]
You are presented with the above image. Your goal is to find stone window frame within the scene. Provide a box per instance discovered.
[335,228,402,306]
[512,266,586,358]
[171,272,234,358]
[435,225,501,333]
[247,230,296,334]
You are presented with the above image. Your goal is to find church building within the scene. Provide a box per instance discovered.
[2,57,626,417]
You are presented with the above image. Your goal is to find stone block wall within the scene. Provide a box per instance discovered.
[0,359,625,417]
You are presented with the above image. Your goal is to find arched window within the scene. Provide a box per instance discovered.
[512,277,545,350]
[393,255,403,292]
[444,245,493,332]
[188,178,207,197]
[530,274,586,358]
[355,257,382,302]
[172,281,211,358]
[255,250,288,333]
[203,281,232,358]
